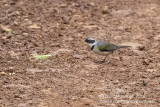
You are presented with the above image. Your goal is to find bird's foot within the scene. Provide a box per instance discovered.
[105,59,111,64]
[97,59,110,64]
[93,59,110,64]
[101,57,111,64]
[100,60,106,63]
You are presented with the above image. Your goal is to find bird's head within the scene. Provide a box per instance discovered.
[84,38,97,47]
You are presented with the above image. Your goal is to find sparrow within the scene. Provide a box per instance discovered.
[85,38,131,63]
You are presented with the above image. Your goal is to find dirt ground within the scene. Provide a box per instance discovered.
[0,0,160,107]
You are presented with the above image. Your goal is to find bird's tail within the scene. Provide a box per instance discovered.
[118,46,131,49]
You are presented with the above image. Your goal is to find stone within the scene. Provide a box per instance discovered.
[73,54,84,59]
[53,49,73,56]
[26,68,43,74]
[102,6,109,14]
[0,71,6,75]
[146,69,156,73]
[111,9,133,17]
[153,35,160,41]
[0,25,12,32]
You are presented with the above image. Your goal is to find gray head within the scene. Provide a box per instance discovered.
[85,38,97,47]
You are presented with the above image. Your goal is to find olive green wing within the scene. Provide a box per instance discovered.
[97,42,110,51]
[97,42,119,52]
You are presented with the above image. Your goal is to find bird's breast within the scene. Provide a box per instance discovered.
[92,47,110,56]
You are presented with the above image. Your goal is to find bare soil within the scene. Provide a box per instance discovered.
[0,0,160,107]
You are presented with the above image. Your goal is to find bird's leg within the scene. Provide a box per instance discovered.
[101,54,111,63]
[105,55,111,64]
[102,56,107,62]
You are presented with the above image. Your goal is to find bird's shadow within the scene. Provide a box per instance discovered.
[92,59,111,64]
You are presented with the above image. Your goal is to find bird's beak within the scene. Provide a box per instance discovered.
[84,42,88,45]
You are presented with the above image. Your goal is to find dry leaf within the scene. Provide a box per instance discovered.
[28,24,41,29]
[0,25,12,32]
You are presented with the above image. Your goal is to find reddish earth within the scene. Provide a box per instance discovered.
[0,0,160,107]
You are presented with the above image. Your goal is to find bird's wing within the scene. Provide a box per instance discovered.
[97,41,119,52]
[97,41,110,51]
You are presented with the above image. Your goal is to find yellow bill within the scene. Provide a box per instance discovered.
[84,42,88,45]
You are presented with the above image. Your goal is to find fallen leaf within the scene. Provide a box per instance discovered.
[28,24,41,29]
[34,55,52,60]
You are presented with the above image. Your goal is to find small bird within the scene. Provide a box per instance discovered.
[85,38,131,63]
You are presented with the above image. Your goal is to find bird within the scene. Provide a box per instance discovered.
[84,38,131,63]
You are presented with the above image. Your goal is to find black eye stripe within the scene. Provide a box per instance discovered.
[85,39,95,43]
[90,40,95,43]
